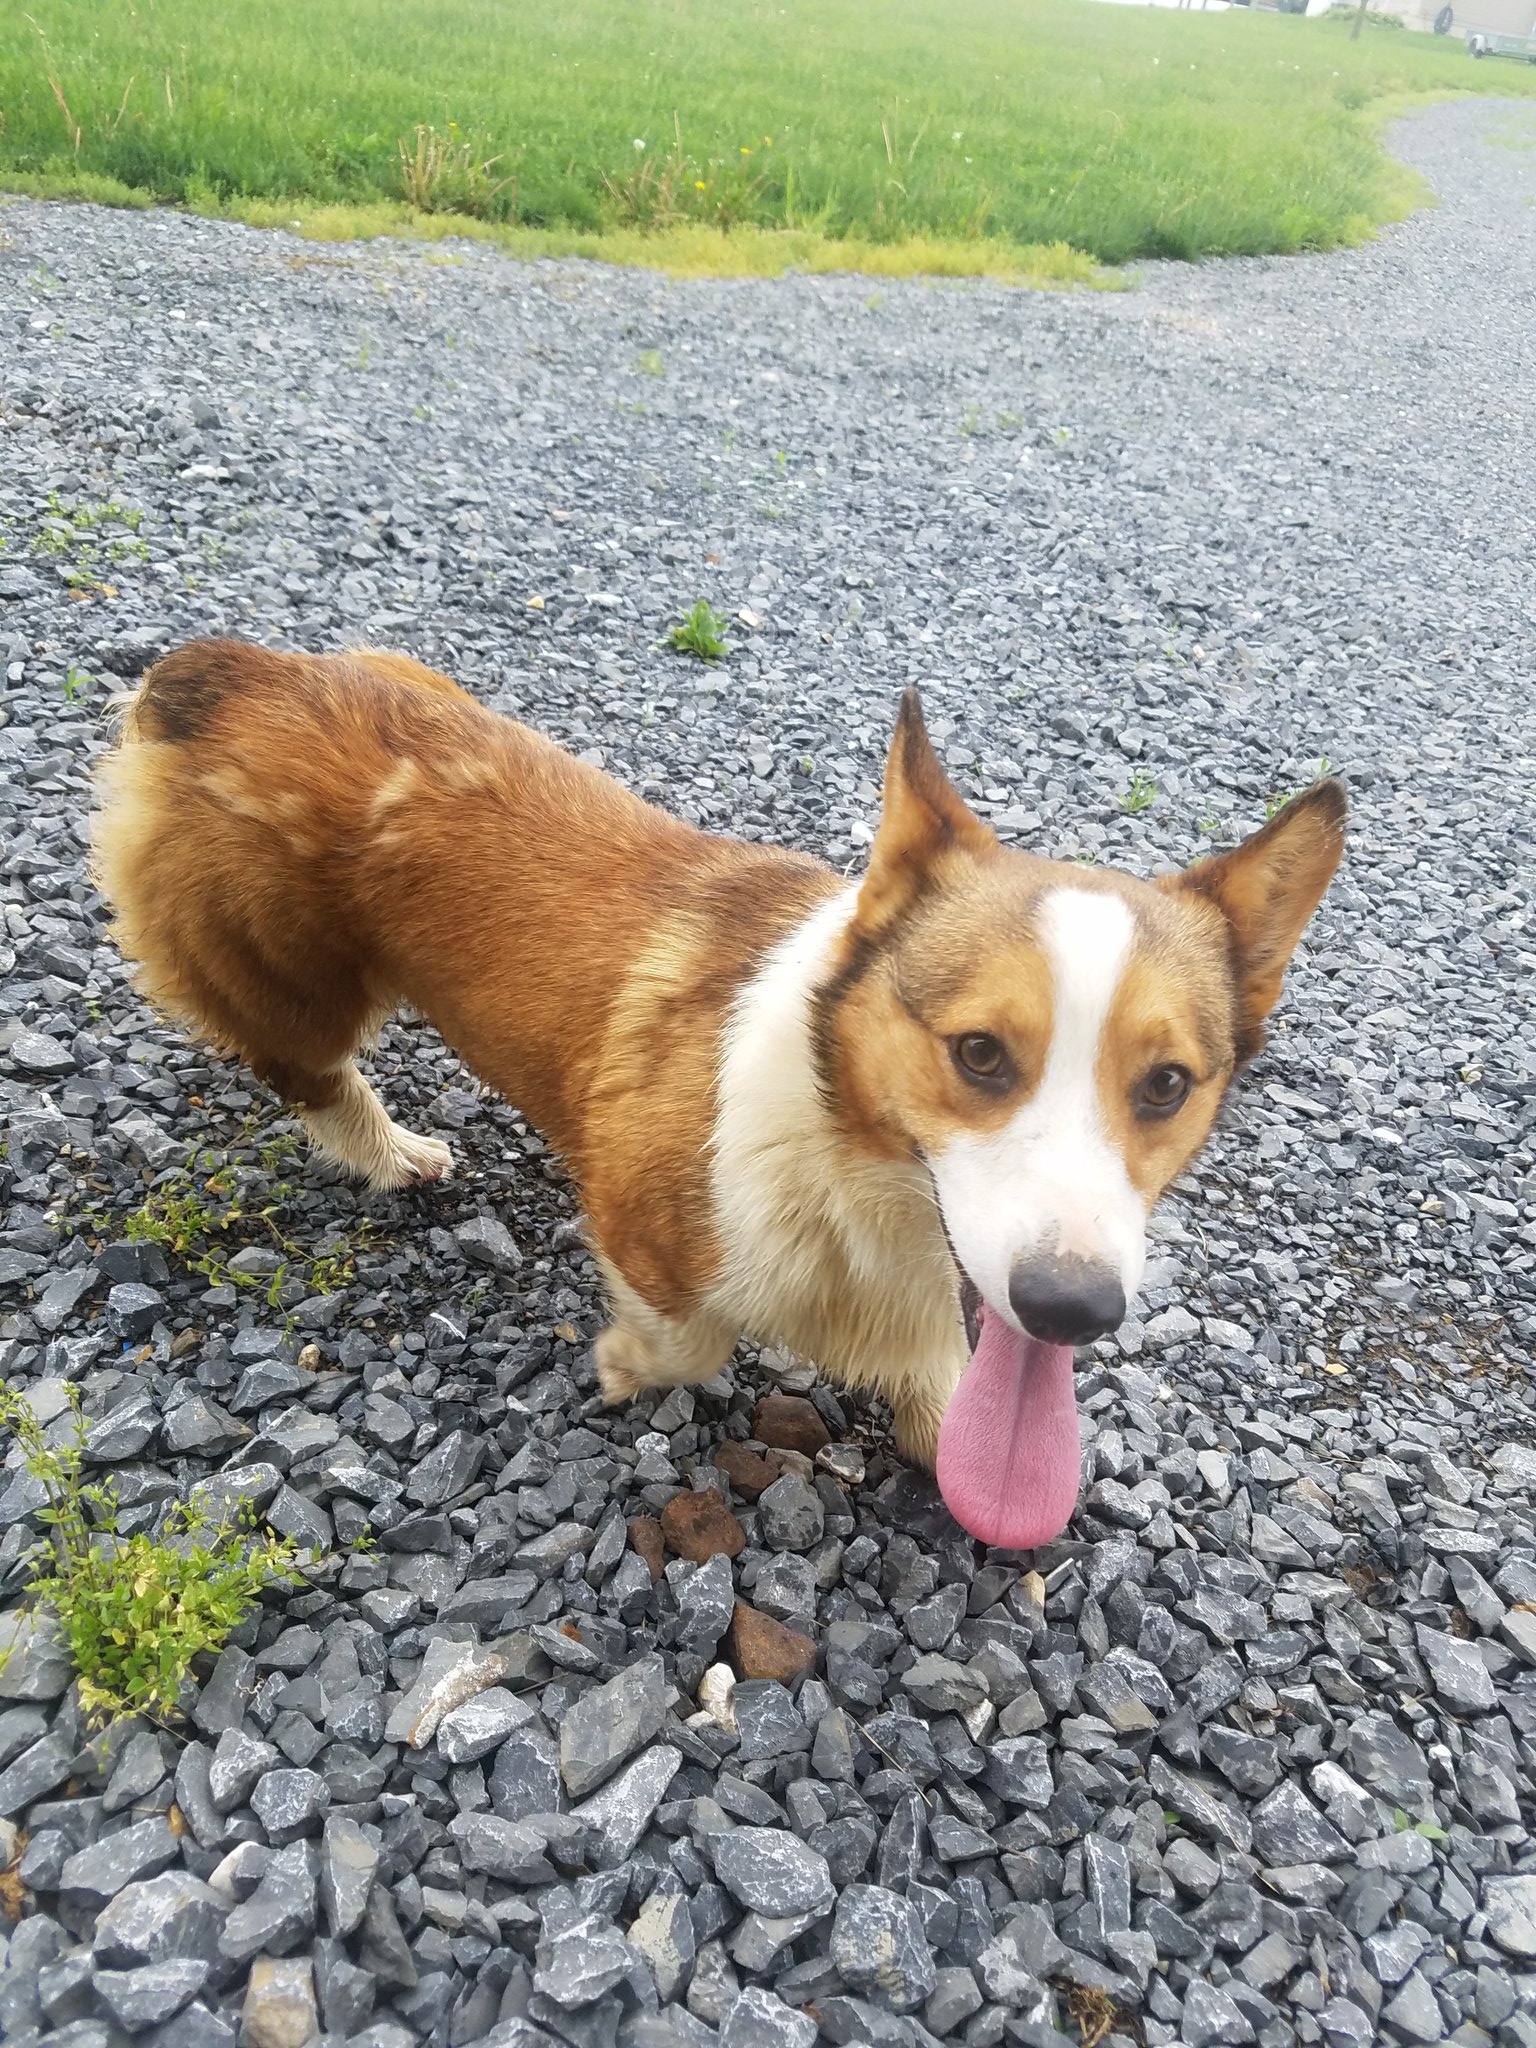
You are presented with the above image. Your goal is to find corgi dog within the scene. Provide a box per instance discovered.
[91,640,1345,1550]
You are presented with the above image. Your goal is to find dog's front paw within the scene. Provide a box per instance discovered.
[368,1126,454,1191]
[595,1324,647,1405]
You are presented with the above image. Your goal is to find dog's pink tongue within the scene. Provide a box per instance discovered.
[936,1308,1081,1550]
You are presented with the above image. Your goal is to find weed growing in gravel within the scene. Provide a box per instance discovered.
[121,1159,242,1283]
[60,662,91,704]
[666,600,730,662]
[113,1145,376,1300]
[41,490,141,534]
[1119,768,1158,814]
[35,493,146,578]
[1395,1807,1448,1840]
[0,1387,296,1726]
[637,348,665,376]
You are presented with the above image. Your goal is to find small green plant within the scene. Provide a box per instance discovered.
[1119,768,1157,814]
[117,1147,374,1297]
[666,599,730,662]
[257,1130,302,1174]
[0,1388,297,1725]
[1394,1807,1448,1841]
[959,402,983,436]
[60,662,91,704]
[637,347,665,376]
[35,493,144,578]
[310,1247,357,1296]
[125,1162,242,1285]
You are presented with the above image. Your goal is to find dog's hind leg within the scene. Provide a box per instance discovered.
[593,1267,736,1405]
[261,1056,453,1194]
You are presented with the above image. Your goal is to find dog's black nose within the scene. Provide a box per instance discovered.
[1009,1256,1126,1347]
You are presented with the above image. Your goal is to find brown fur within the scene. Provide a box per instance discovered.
[95,640,834,1313]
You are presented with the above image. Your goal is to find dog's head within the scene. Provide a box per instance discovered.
[816,689,1346,1548]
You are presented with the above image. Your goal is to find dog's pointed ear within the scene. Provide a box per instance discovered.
[855,688,996,935]
[1168,779,1347,1064]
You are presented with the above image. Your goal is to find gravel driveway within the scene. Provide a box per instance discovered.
[1,92,1535,2048]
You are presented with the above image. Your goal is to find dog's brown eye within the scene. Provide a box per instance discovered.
[952,1032,1010,1087]
[1137,1065,1192,1117]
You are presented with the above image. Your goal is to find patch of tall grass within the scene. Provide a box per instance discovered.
[1,0,1529,272]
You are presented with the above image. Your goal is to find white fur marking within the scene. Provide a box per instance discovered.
[929,887,1148,1327]
[706,888,966,1427]
[369,758,419,822]
[301,1063,454,1191]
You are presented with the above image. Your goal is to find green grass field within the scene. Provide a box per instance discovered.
[2,0,1532,279]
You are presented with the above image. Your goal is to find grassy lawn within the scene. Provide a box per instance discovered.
[2,0,1533,278]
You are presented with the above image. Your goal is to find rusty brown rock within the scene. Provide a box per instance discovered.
[627,1516,665,1583]
[752,1394,831,1459]
[660,1489,747,1564]
[728,1600,818,1684]
[713,1441,792,1503]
